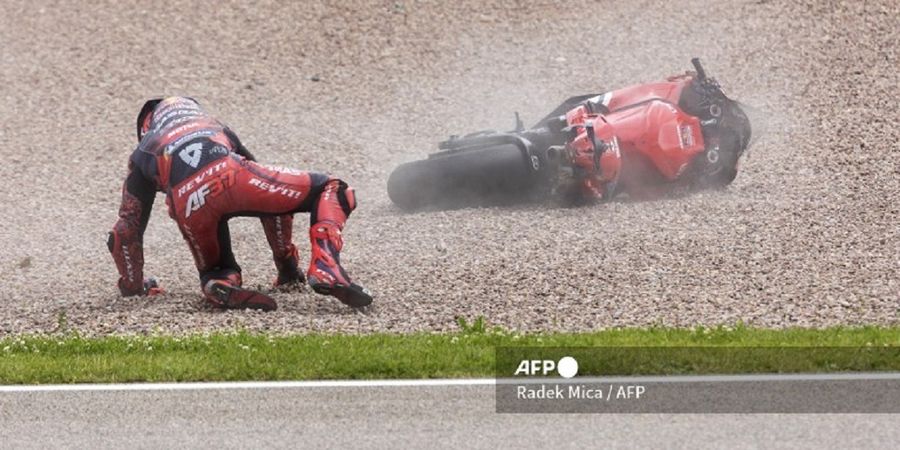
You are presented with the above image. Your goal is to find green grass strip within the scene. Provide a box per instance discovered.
[1,325,900,384]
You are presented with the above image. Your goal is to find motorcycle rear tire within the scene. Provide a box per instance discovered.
[387,143,539,211]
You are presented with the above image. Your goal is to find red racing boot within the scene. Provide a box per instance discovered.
[306,222,373,307]
[203,272,278,311]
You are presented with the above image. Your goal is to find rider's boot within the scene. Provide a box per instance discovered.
[306,222,373,307]
[203,271,278,311]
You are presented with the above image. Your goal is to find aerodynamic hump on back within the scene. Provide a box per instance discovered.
[136,98,164,142]
[136,97,203,143]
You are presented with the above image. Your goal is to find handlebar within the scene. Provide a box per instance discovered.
[691,57,707,81]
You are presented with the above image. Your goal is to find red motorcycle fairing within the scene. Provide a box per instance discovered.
[593,74,692,112]
[565,106,622,199]
[565,75,705,193]
[604,100,705,181]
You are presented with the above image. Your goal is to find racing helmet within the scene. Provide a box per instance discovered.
[135,98,163,142]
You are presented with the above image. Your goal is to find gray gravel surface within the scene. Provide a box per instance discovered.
[0,0,897,335]
[2,384,899,449]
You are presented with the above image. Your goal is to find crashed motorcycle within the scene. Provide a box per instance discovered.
[387,58,755,211]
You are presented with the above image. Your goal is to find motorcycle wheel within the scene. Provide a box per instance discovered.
[387,143,540,211]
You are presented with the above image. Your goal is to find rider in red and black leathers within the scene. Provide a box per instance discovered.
[108,97,372,310]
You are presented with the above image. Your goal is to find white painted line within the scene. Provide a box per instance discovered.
[0,379,495,392]
[2,372,900,393]
[501,372,900,384]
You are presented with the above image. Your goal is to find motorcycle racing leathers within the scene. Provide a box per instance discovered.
[108,97,372,309]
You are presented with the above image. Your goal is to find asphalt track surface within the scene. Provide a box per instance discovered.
[2,377,900,449]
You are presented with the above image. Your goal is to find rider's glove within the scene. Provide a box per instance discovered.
[119,277,165,297]
[143,277,165,296]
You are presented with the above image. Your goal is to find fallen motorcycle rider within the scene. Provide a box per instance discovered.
[388,58,755,210]
[108,97,373,311]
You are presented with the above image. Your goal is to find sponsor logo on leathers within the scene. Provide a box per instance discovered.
[249,178,302,199]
